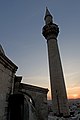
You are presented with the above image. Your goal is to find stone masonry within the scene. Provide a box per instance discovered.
[0,47,18,120]
[14,78,49,120]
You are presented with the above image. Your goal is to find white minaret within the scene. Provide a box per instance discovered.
[42,8,70,117]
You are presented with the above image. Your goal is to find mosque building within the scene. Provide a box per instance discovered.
[0,8,72,120]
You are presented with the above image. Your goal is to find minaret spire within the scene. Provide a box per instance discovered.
[44,7,53,25]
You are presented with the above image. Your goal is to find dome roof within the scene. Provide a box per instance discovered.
[0,44,5,55]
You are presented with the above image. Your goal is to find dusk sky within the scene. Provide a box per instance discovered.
[0,0,80,99]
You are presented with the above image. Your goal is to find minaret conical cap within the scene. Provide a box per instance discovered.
[44,7,53,25]
[44,7,53,20]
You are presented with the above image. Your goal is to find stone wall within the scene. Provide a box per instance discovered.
[14,81,49,120]
[0,52,18,120]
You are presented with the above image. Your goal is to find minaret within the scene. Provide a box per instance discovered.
[42,8,70,117]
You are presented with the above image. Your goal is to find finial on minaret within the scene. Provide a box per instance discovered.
[44,7,53,25]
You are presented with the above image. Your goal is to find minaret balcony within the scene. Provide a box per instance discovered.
[42,23,59,40]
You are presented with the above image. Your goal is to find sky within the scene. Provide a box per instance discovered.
[0,0,80,99]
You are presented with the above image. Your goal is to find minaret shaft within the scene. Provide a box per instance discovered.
[42,8,70,117]
[47,38,69,116]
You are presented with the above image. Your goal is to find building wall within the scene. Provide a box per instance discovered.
[19,83,48,120]
[0,53,17,120]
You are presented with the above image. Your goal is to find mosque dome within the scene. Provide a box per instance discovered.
[0,44,5,55]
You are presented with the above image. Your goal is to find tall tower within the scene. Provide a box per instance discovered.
[42,8,70,117]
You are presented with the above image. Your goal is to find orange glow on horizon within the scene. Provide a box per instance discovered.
[67,94,80,99]
[47,87,80,100]
[67,93,80,99]
[67,87,80,99]
[47,93,80,100]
